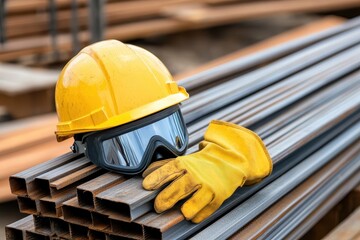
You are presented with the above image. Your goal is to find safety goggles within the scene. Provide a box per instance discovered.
[72,105,188,175]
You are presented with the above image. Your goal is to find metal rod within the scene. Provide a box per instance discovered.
[0,0,6,44]
[70,0,80,54]
[48,0,59,60]
[89,0,105,43]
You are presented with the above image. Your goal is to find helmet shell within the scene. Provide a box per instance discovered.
[55,40,189,141]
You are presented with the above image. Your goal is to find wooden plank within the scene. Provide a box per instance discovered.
[166,0,360,25]
[175,16,345,80]
[0,63,59,95]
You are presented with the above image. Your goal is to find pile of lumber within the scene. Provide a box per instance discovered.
[1,0,360,65]
[0,17,343,203]
[5,17,360,239]
[0,63,59,118]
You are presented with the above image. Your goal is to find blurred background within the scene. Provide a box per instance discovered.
[1,0,360,239]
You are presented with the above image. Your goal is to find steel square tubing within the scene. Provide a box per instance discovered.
[285,173,360,240]
[109,217,143,239]
[91,212,111,231]
[181,26,360,123]
[49,217,70,239]
[89,229,106,240]
[267,160,360,240]
[141,120,360,239]
[62,197,92,227]
[178,16,360,91]
[69,223,88,239]
[187,45,360,146]
[94,177,155,221]
[94,72,360,221]
[38,168,104,217]
[78,47,354,218]
[34,157,93,197]
[39,187,78,218]
[230,141,360,239]
[33,215,51,234]
[17,196,39,215]
[142,97,360,239]
[77,172,126,209]
[9,152,79,197]
[255,72,360,139]
[5,215,33,240]
[191,123,360,240]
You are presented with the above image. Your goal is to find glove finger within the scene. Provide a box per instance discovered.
[181,187,214,221]
[154,174,199,213]
[142,159,175,178]
[191,199,223,223]
[142,160,184,190]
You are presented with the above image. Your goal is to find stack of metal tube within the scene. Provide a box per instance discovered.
[6,17,360,240]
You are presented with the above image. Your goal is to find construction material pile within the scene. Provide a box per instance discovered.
[2,0,360,65]
[6,17,360,239]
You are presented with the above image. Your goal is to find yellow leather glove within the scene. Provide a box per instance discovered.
[142,120,272,223]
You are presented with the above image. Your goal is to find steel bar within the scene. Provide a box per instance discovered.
[5,215,33,240]
[190,122,360,240]
[181,26,360,123]
[177,16,360,90]
[230,140,360,239]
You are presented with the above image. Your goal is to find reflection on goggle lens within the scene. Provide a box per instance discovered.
[102,111,186,168]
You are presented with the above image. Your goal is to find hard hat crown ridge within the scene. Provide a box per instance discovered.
[55,40,189,141]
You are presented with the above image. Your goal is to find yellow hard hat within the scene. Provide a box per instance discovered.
[55,40,189,142]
